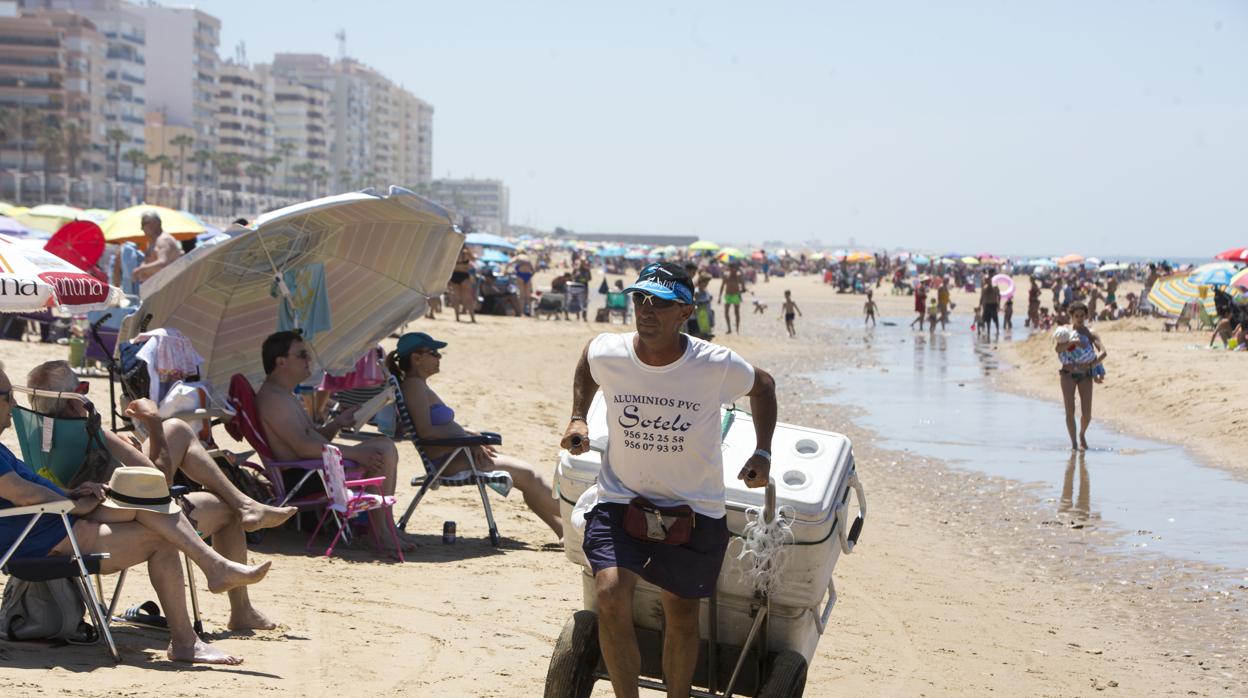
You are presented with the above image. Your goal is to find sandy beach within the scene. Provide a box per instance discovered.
[0,271,1243,697]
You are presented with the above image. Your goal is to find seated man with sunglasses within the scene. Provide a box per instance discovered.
[561,262,777,698]
[256,331,412,554]
[25,359,293,631]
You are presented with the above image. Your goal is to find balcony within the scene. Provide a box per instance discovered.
[120,33,145,45]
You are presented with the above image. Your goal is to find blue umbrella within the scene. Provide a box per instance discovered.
[1188,262,1239,287]
[1028,258,1057,268]
[479,248,510,264]
[465,232,517,250]
[913,255,931,264]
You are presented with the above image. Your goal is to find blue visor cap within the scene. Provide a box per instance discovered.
[623,263,695,304]
[397,332,447,357]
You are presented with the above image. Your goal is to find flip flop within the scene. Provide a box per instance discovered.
[119,600,167,629]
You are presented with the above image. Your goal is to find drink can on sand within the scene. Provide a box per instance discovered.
[442,521,456,544]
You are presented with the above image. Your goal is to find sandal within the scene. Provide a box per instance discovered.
[119,600,167,629]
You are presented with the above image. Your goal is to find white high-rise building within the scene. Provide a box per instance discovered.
[131,3,218,144]
[427,178,509,236]
[257,62,329,199]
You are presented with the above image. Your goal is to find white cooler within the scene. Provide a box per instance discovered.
[555,393,864,662]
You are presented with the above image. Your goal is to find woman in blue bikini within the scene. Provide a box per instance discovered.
[511,254,536,316]
[1056,301,1107,451]
[386,333,563,539]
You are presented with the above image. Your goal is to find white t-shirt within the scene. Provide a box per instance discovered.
[587,332,755,518]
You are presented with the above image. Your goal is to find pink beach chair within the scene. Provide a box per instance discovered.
[308,445,403,562]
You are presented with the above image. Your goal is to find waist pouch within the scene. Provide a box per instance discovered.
[623,496,694,545]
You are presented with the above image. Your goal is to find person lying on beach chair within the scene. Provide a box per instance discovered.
[24,360,293,631]
[254,331,414,554]
[0,364,271,664]
[386,333,563,540]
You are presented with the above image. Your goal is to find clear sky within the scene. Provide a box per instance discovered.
[203,0,1246,257]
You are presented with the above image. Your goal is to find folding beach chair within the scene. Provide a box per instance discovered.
[9,386,206,634]
[535,292,566,320]
[306,445,403,562]
[605,291,630,324]
[1197,303,1218,331]
[225,374,391,556]
[0,500,119,661]
[389,375,511,546]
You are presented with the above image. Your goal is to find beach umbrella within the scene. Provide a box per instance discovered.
[991,273,1016,301]
[44,221,105,273]
[17,204,84,234]
[0,215,40,238]
[715,247,745,263]
[117,189,461,392]
[1214,247,1248,262]
[1056,253,1084,266]
[960,256,981,265]
[913,255,931,265]
[479,248,510,264]
[0,233,122,312]
[688,240,720,253]
[1147,272,1216,317]
[1099,262,1128,272]
[1187,262,1240,287]
[1230,268,1248,290]
[1028,258,1057,268]
[463,232,516,251]
[844,251,874,263]
[102,205,204,244]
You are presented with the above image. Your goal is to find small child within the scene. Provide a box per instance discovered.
[1053,326,1106,383]
[863,290,878,327]
[927,296,940,331]
[782,290,802,338]
[1003,297,1014,329]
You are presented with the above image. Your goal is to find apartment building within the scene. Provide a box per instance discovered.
[0,12,65,175]
[397,89,432,187]
[133,3,218,144]
[427,178,509,235]
[215,59,269,192]
[46,10,105,180]
[257,62,329,199]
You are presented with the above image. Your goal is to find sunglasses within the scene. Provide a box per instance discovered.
[630,292,678,309]
[0,389,11,404]
[419,350,442,359]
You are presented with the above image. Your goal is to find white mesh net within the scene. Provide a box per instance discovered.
[734,503,795,594]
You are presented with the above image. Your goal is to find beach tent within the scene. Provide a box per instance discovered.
[102,205,204,244]
[464,232,516,251]
[119,189,460,392]
[1214,247,1248,262]
[689,240,720,252]
[1187,262,1240,287]
[1147,272,1216,317]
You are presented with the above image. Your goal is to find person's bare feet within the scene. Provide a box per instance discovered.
[228,605,277,631]
[206,560,271,594]
[168,639,243,665]
[1080,435,1089,451]
[240,503,297,532]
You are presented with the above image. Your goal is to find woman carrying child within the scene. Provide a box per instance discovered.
[1056,301,1107,451]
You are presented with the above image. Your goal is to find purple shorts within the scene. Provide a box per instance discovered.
[582,502,730,599]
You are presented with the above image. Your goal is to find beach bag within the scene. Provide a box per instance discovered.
[598,279,609,295]
[0,577,94,643]
[624,496,694,545]
[117,341,150,404]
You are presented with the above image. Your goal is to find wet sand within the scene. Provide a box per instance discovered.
[0,271,1242,696]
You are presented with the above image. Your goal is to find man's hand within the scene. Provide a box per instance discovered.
[124,398,162,425]
[561,419,590,455]
[737,455,770,489]
[67,482,108,502]
[333,405,360,429]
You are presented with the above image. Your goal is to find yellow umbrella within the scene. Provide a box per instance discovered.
[844,251,874,263]
[0,201,14,215]
[16,204,84,233]
[101,204,204,244]
[1056,253,1084,266]
[717,247,746,262]
[689,240,720,252]
[960,256,980,265]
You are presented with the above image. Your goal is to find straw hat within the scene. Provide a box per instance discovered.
[100,466,180,514]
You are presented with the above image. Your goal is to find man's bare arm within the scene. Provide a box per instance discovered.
[746,367,776,454]
[561,342,598,454]
[258,390,328,460]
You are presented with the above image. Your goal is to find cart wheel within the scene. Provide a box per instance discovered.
[758,650,807,698]
[489,529,501,547]
[543,610,600,698]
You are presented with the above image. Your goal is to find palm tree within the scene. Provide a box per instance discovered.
[62,120,86,180]
[154,155,174,186]
[274,141,296,197]
[292,161,316,199]
[106,128,128,182]
[170,133,194,186]
[17,106,41,173]
[245,161,270,195]
[214,153,241,193]
[189,149,212,189]
[315,168,329,198]
[36,122,63,202]
[122,148,148,202]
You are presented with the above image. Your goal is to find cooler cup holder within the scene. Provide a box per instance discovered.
[793,438,822,458]
[782,469,808,489]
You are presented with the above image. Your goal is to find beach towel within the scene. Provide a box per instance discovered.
[133,328,204,403]
[117,242,144,296]
[319,346,386,392]
[274,262,332,342]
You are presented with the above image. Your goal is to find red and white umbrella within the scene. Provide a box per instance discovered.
[1214,247,1248,262]
[0,234,123,312]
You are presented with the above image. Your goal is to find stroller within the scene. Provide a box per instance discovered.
[547,396,866,697]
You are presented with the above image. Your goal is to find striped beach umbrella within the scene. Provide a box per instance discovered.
[1147,272,1216,318]
[118,189,461,392]
[1231,267,1248,290]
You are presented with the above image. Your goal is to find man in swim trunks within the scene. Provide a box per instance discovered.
[718,262,747,335]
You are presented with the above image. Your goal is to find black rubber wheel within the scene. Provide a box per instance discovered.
[758,650,808,698]
[543,610,601,698]
[489,529,501,547]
